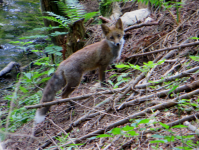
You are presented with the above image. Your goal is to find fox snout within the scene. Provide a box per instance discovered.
[113,39,123,47]
[115,42,121,46]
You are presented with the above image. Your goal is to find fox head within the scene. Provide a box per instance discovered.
[101,18,124,47]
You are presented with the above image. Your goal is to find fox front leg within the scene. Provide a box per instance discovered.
[99,65,108,87]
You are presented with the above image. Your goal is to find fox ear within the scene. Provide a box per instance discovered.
[115,18,123,30]
[101,24,110,35]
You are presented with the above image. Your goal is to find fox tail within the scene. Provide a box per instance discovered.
[35,72,65,123]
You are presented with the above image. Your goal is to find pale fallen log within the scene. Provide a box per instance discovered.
[184,121,199,135]
[0,61,20,77]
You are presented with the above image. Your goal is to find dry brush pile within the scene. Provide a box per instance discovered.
[4,0,199,149]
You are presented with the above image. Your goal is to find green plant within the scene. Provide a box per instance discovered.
[45,1,99,30]
[44,133,84,150]
[96,124,139,138]
[115,60,165,73]
[108,60,165,88]
[108,72,131,89]
[137,0,163,7]
[150,122,196,150]
[163,1,184,24]
[95,118,198,149]
[0,56,58,132]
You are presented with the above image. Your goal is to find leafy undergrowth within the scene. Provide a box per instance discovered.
[2,0,199,149]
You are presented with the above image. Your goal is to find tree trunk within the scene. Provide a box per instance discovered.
[40,0,67,46]
[40,0,86,60]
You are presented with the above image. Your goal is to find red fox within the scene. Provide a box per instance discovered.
[35,18,125,123]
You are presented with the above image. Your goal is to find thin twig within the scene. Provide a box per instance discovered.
[128,41,199,58]
[48,119,79,150]
[70,100,124,119]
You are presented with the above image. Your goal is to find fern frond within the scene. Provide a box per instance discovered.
[44,12,70,28]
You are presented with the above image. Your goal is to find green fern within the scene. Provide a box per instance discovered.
[44,11,70,28]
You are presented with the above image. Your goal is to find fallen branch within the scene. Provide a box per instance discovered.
[98,16,112,23]
[128,41,199,59]
[58,100,177,147]
[118,80,199,110]
[114,72,146,105]
[114,54,169,105]
[135,65,199,89]
[120,113,199,149]
[57,88,199,147]
[134,9,198,54]
[25,88,124,109]
[39,107,112,149]
[142,39,191,84]
[124,21,159,32]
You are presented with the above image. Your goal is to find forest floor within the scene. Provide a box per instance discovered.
[3,0,199,149]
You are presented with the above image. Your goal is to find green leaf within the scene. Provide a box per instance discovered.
[115,64,130,69]
[176,146,193,150]
[150,140,167,144]
[31,50,42,53]
[159,122,170,129]
[111,128,121,135]
[40,77,51,83]
[84,11,99,21]
[50,31,67,37]
[108,80,114,86]
[171,125,187,128]
[137,119,150,124]
[151,134,165,138]
[96,134,113,138]
[122,125,134,131]
[190,56,199,62]
[157,59,165,65]
[127,130,139,136]
[48,68,55,76]
[19,35,47,39]
[19,86,28,93]
[114,80,125,89]
[24,72,32,80]
[110,74,117,78]
[168,85,179,94]
[164,135,175,142]
[189,37,199,40]
[68,143,85,146]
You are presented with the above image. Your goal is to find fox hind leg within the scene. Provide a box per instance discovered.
[61,73,82,98]
[61,73,82,110]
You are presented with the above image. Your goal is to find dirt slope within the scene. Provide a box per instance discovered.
[4,0,199,149]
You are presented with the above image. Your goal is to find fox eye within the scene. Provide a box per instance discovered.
[110,36,114,40]
[117,34,121,38]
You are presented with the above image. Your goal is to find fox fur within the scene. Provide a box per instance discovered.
[35,18,125,123]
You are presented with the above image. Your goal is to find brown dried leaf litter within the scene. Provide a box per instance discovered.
[4,1,199,150]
